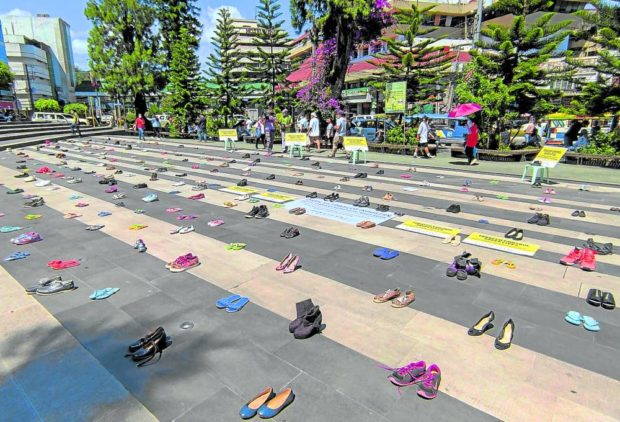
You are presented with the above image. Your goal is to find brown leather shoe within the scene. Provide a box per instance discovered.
[391,291,415,308]
[373,288,401,303]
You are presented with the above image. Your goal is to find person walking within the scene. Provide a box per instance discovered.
[524,117,536,146]
[196,114,207,142]
[134,113,146,142]
[465,116,479,165]
[151,115,162,140]
[325,117,335,148]
[279,109,293,153]
[563,119,582,147]
[70,111,82,137]
[265,111,276,155]
[308,112,321,152]
[255,116,266,149]
[330,111,347,158]
[414,116,433,158]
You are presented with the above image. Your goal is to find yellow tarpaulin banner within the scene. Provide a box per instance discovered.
[219,186,260,195]
[285,133,307,145]
[463,232,540,256]
[534,146,566,168]
[343,136,369,152]
[218,129,237,141]
[396,219,460,239]
[253,192,296,203]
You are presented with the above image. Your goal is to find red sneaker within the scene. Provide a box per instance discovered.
[580,248,597,272]
[560,248,583,266]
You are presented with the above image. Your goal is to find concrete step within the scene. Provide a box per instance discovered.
[0,128,125,151]
[0,124,101,135]
[0,126,105,142]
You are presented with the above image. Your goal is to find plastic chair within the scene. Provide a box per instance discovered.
[350,150,367,164]
[521,164,549,185]
[290,144,304,158]
[224,138,236,151]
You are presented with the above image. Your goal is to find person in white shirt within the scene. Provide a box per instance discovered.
[414,116,434,159]
[330,111,347,157]
[307,112,321,151]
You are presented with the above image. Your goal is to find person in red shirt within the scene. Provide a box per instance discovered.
[134,113,146,141]
[465,116,479,165]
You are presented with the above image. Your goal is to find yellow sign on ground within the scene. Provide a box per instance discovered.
[396,220,460,239]
[285,133,307,146]
[343,136,369,152]
[219,186,260,195]
[463,232,540,256]
[385,81,406,114]
[218,129,237,141]
[534,146,566,168]
[253,192,296,203]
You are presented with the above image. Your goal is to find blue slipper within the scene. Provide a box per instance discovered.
[226,297,249,313]
[564,311,582,326]
[168,190,181,195]
[216,294,241,309]
[4,251,30,261]
[98,211,112,217]
[380,249,400,260]
[89,288,120,300]
[373,247,390,257]
[478,219,490,224]
[0,226,23,233]
[582,316,600,332]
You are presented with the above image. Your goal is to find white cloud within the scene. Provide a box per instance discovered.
[0,8,32,17]
[200,5,244,64]
[72,39,88,55]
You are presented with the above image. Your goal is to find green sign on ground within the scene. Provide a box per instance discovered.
[385,81,406,114]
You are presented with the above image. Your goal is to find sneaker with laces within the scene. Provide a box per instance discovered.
[245,206,260,218]
[560,248,583,266]
[579,248,597,271]
[417,364,441,399]
[386,361,427,386]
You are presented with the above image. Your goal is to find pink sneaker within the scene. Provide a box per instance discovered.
[189,193,205,200]
[380,361,427,387]
[105,186,118,193]
[170,254,200,272]
[580,248,597,272]
[560,248,583,266]
[11,231,43,245]
[191,164,199,169]
[165,253,193,269]
[417,364,441,399]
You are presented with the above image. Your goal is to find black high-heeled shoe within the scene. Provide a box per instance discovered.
[126,330,172,367]
[468,311,495,336]
[495,319,515,350]
[127,326,165,353]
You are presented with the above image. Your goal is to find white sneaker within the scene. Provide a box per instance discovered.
[170,226,183,234]
[24,176,36,182]
[35,180,51,187]
[333,185,342,190]
[113,193,127,200]
[67,178,83,184]
[179,225,195,234]
[235,194,251,201]
[173,181,185,187]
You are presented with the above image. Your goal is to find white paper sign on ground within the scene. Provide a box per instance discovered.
[396,220,460,239]
[253,192,297,203]
[219,186,261,195]
[285,198,394,225]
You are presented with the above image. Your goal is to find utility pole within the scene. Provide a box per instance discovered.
[473,0,484,45]
[24,64,34,112]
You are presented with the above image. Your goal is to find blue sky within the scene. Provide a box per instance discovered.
[0,0,297,69]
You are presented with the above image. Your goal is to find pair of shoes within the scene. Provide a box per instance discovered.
[142,193,158,202]
[289,207,306,215]
[353,196,370,207]
[362,185,373,192]
[560,247,596,271]
[504,228,524,241]
[340,176,350,182]
[237,178,248,187]
[86,224,105,231]
[491,258,516,269]
[216,294,250,313]
[246,205,269,219]
[281,227,300,239]
[468,311,515,350]
[24,197,45,208]
[586,289,615,309]
[305,191,318,198]
[189,193,205,200]
[125,327,172,367]
[33,279,76,295]
[289,299,325,339]
[113,193,127,200]
[446,204,461,213]
[240,387,295,419]
[583,238,613,255]
[170,225,195,234]
[295,180,303,185]
[208,219,225,227]
[446,252,481,280]
[356,220,376,229]
[381,361,441,399]
[275,252,300,273]
[528,213,550,226]
[90,287,120,300]
[25,275,62,294]
[225,243,247,251]
[565,311,600,332]
[323,192,339,201]
[376,204,390,212]
[133,183,148,189]
[571,210,587,218]
[442,235,461,246]
[134,239,147,253]
[353,172,367,178]
[266,174,275,180]
[373,288,415,308]
[382,192,394,201]
[165,253,200,272]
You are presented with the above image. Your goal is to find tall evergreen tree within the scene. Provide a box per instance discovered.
[163,26,202,136]
[376,4,452,107]
[205,8,246,127]
[154,0,201,66]
[85,0,158,115]
[250,0,291,108]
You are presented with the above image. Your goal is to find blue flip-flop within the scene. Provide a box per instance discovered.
[226,297,249,313]
[98,211,112,217]
[373,247,390,257]
[89,288,120,300]
[478,219,490,224]
[582,316,600,332]
[0,226,23,233]
[380,249,400,260]
[168,190,181,195]
[216,294,241,309]
[4,251,30,261]
[564,311,582,325]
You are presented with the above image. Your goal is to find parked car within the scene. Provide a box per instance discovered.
[405,113,469,146]
[32,112,88,125]
[350,118,396,142]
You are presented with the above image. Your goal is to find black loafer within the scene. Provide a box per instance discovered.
[587,289,602,306]
[571,210,580,217]
[601,292,616,310]
[237,179,248,187]
[376,170,384,175]
[266,174,275,180]
[528,213,542,224]
[579,210,586,218]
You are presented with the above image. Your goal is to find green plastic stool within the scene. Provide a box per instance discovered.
[290,144,304,158]
[350,150,367,164]
[521,164,549,185]
[224,139,236,151]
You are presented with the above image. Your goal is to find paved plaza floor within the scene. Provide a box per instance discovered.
[0,136,619,421]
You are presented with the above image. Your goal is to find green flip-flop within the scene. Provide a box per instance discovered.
[225,243,247,251]
[496,194,510,200]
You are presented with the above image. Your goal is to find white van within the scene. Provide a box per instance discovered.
[32,112,88,125]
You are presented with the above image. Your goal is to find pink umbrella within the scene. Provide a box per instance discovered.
[448,103,482,118]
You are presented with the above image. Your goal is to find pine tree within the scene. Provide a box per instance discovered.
[154,0,201,65]
[85,0,158,115]
[163,26,202,137]
[204,8,246,127]
[376,4,453,107]
[250,0,291,108]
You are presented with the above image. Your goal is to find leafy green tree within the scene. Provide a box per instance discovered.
[491,0,553,15]
[162,26,202,136]
[0,61,14,89]
[34,99,61,112]
[85,0,158,115]
[472,4,572,116]
[376,4,452,106]
[250,0,291,108]
[64,103,88,116]
[204,8,247,127]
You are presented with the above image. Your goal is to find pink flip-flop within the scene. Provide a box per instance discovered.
[47,259,80,270]
[104,186,118,193]
[208,219,224,227]
[166,208,183,213]
[459,187,469,192]
[400,174,412,179]
[191,164,199,169]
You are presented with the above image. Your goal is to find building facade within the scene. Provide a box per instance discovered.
[1,13,76,109]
